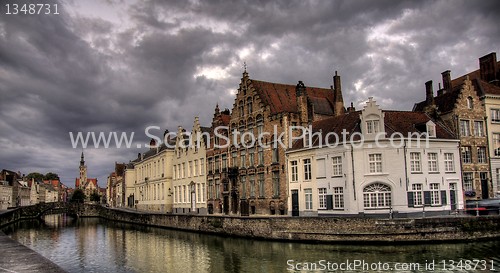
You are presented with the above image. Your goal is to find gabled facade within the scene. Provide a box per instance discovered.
[288,98,463,217]
[206,105,231,214]
[75,152,99,199]
[206,70,345,216]
[414,52,500,199]
[172,117,209,214]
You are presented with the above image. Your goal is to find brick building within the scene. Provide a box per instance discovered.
[206,70,345,215]
[413,52,500,200]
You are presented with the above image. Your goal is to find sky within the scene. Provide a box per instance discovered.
[0,0,499,188]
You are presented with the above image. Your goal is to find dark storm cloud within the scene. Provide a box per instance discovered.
[0,0,498,186]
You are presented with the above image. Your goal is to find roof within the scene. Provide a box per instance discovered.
[291,110,454,150]
[250,79,335,115]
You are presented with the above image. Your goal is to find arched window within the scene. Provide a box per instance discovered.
[467,97,473,109]
[363,183,391,209]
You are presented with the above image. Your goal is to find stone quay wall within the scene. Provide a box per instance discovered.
[2,204,500,243]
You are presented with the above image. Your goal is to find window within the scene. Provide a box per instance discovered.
[290,160,298,182]
[316,158,326,178]
[258,147,264,165]
[240,150,246,168]
[368,154,382,173]
[214,156,220,172]
[200,158,205,175]
[332,156,342,176]
[318,188,327,209]
[460,120,470,136]
[249,175,255,197]
[444,153,455,172]
[303,159,312,180]
[241,176,246,199]
[304,189,312,210]
[249,148,255,166]
[239,101,244,117]
[193,160,198,176]
[463,172,473,191]
[428,153,438,172]
[182,163,186,178]
[363,183,391,209]
[366,120,380,134]
[189,161,193,177]
[272,145,279,163]
[231,151,238,167]
[197,183,201,203]
[207,158,213,173]
[412,184,423,206]
[258,174,265,197]
[257,115,263,136]
[272,171,280,197]
[474,121,484,137]
[333,187,344,209]
[430,183,441,205]
[492,109,500,123]
[478,147,487,164]
[215,179,220,199]
[494,134,500,157]
[461,147,472,164]
[222,154,227,169]
[247,98,253,114]
[467,96,473,109]
[410,152,421,173]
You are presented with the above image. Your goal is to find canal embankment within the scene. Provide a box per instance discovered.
[0,230,66,273]
[2,204,500,244]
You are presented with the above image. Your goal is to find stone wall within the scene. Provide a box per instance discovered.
[2,204,500,243]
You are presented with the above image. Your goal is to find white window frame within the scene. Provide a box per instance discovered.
[304,188,313,210]
[290,160,298,182]
[412,184,423,207]
[430,183,441,206]
[444,153,455,172]
[318,188,327,209]
[333,187,344,209]
[304,158,312,181]
[368,154,382,173]
[428,152,438,173]
[410,152,422,173]
[332,156,342,177]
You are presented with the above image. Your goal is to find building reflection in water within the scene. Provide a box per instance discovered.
[2,214,500,273]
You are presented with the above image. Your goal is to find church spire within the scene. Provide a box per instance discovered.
[80,150,85,166]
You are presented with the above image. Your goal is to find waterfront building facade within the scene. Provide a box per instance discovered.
[132,139,175,212]
[0,180,12,209]
[206,105,231,215]
[172,117,209,214]
[207,70,345,215]
[414,52,500,199]
[287,98,464,217]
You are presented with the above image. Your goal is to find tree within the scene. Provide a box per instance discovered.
[44,172,60,181]
[70,189,86,203]
[90,191,101,203]
[26,172,44,182]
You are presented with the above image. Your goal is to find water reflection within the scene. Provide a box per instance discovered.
[2,214,500,273]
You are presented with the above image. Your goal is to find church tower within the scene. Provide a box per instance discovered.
[79,151,87,189]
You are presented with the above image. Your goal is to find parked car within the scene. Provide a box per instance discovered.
[465,199,500,215]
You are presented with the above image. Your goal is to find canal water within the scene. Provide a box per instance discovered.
[2,214,500,273]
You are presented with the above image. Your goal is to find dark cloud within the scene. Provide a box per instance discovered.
[0,0,499,186]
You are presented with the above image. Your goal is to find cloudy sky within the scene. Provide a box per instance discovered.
[0,0,499,187]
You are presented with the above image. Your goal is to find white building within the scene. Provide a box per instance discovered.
[286,98,464,217]
[0,181,13,210]
[132,139,175,212]
[172,117,209,214]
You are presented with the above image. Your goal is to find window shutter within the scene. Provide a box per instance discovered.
[441,190,447,205]
[407,192,414,207]
[424,191,431,206]
[326,195,333,210]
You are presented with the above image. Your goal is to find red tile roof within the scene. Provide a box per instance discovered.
[291,111,454,150]
[250,79,335,115]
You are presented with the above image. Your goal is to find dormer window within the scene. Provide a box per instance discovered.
[366,120,380,134]
[426,121,436,138]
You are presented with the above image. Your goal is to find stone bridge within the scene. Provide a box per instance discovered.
[0,202,102,227]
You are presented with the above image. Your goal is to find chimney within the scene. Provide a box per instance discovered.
[333,71,345,116]
[442,70,452,93]
[295,81,306,97]
[479,52,498,84]
[425,80,434,106]
[347,102,356,113]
